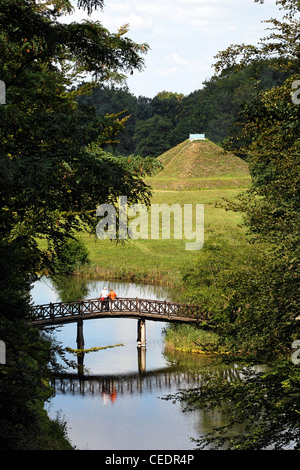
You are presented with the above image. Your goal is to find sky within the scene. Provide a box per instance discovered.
[64,0,284,98]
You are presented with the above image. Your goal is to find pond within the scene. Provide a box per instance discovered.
[31,277,234,450]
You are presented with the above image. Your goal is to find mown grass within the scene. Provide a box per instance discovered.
[58,140,253,289]
[75,188,252,288]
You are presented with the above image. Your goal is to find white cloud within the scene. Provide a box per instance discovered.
[64,0,284,97]
[86,0,242,33]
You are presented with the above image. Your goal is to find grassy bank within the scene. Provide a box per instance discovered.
[163,323,228,355]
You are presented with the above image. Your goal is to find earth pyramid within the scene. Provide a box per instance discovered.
[146,138,250,190]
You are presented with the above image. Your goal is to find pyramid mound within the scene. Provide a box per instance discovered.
[146,139,250,190]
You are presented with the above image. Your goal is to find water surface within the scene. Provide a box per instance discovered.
[31,277,227,450]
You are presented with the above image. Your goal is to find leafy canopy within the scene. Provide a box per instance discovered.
[0,0,151,273]
[0,0,151,449]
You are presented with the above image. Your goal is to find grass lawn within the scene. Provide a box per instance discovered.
[76,187,253,287]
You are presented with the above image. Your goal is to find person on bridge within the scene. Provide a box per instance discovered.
[108,288,117,301]
[100,287,109,312]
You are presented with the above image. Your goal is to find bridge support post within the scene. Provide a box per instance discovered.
[137,318,146,347]
[76,319,85,377]
[137,345,146,374]
[76,319,84,350]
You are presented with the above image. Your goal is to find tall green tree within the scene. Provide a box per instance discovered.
[0,0,151,271]
[0,0,150,449]
[133,114,174,158]
[217,0,300,356]
[77,84,139,155]
[171,0,300,450]
[183,0,300,358]
[133,91,184,157]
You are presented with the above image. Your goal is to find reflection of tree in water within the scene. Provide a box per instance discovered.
[51,276,90,302]
[45,276,175,304]
[51,346,245,447]
[82,279,175,301]
[163,347,215,371]
[162,348,246,448]
[163,347,243,383]
[52,348,243,398]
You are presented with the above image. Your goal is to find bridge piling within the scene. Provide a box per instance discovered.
[137,318,146,347]
[76,318,85,350]
[50,302,54,320]
[137,346,146,373]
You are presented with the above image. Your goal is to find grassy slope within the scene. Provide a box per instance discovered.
[144,139,251,190]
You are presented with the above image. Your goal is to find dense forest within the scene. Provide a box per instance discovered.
[78,61,290,157]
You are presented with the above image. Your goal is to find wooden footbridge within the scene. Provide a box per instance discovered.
[31,297,209,348]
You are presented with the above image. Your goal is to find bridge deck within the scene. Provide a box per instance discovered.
[31,297,208,327]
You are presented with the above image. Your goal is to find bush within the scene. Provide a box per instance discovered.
[52,237,90,276]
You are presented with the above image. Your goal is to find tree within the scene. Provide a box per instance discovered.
[214,0,299,74]
[133,115,174,157]
[197,0,299,358]
[0,0,150,449]
[0,0,151,270]
[170,0,300,450]
[216,0,300,357]
[133,91,184,157]
[151,91,184,123]
[77,84,139,155]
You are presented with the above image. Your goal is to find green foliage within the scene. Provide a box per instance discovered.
[0,0,150,449]
[78,84,139,155]
[173,360,300,450]
[164,324,226,355]
[170,0,300,450]
[86,143,163,177]
[51,237,90,276]
[217,74,300,358]
[0,0,152,272]
[177,0,300,360]
[178,233,266,320]
[0,304,54,449]
[220,249,299,359]
[78,61,290,158]
[134,115,174,158]
[214,0,299,74]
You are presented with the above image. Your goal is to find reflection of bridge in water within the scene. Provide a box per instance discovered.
[50,364,242,399]
[50,367,202,398]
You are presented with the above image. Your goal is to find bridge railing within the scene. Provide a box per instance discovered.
[31,297,207,323]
